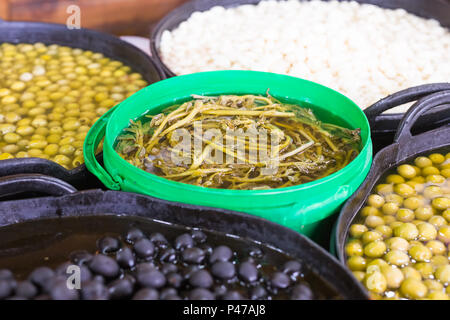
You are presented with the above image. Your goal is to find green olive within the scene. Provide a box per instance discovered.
[345,240,364,257]
[394,183,416,198]
[426,241,446,256]
[347,256,367,272]
[396,208,415,222]
[381,265,404,289]
[384,250,410,266]
[429,215,447,228]
[397,164,417,179]
[0,43,147,169]
[349,224,368,238]
[415,156,432,168]
[367,194,385,208]
[385,237,409,252]
[400,278,428,299]
[382,202,399,215]
[362,231,383,244]
[408,244,432,262]
[432,198,450,211]
[365,271,387,294]
[415,206,434,221]
[438,225,450,243]
[365,215,385,228]
[417,222,437,241]
[386,174,405,184]
[352,271,365,282]
[403,197,423,210]
[364,241,387,258]
[430,255,448,267]
[375,225,393,238]
[443,209,450,223]
[402,267,422,281]
[394,223,419,240]
[422,166,440,176]
[426,291,449,300]
[385,194,404,206]
[429,153,445,165]
[423,279,444,292]
[426,175,446,184]
[434,265,450,284]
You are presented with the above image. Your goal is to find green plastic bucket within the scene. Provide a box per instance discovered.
[84,71,372,241]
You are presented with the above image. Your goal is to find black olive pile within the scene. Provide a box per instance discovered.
[0,227,317,300]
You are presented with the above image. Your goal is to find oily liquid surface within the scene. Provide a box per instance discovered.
[0,215,340,299]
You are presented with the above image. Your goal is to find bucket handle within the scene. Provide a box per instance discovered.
[394,90,450,160]
[83,106,121,190]
[0,174,77,198]
[364,83,450,123]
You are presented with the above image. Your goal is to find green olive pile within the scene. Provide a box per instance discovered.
[0,42,148,169]
[345,152,450,300]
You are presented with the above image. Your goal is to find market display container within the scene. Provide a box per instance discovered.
[0,175,369,300]
[0,21,165,189]
[150,0,450,152]
[84,70,372,244]
[333,90,450,261]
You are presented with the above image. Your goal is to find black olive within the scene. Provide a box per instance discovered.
[125,228,145,244]
[211,261,235,280]
[28,267,55,288]
[223,291,244,300]
[250,286,267,300]
[132,288,159,300]
[89,254,120,278]
[166,272,183,288]
[134,238,155,259]
[0,279,13,299]
[48,278,79,300]
[189,270,213,288]
[97,236,120,253]
[116,247,136,269]
[149,233,168,248]
[69,250,93,266]
[210,246,233,263]
[283,260,302,277]
[160,288,178,300]
[15,281,38,299]
[182,247,205,264]
[271,272,290,289]
[136,267,166,289]
[161,263,178,275]
[238,261,258,283]
[0,269,13,280]
[159,248,177,263]
[188,288,215,300]
[174,233,194,250]
[108,275,135,299]
[81,280,109,300]
[191,230,207,243]
[291,283,314,300]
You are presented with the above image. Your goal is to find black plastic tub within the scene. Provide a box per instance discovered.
[150,0,450,153]
[0,21,165,189]
[0,175,368,300]
[333,90,450,263]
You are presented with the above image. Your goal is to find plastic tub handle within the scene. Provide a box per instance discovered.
[394,90,450,160]
[0,174,77,198]
[364,83,450,123]
[83,106,121,190]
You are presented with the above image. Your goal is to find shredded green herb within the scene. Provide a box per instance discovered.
[115,94,361,190]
